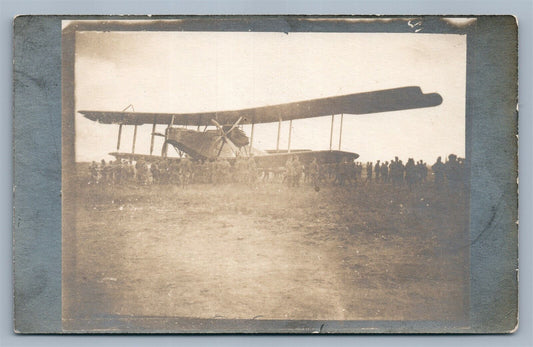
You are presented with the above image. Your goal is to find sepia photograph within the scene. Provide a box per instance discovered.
[54,17,516,333]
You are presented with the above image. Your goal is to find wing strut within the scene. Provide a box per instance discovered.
[150,117,156,155]
[276,118,282,152]
[162,115,175,157]
[338,113,344,151]
[249,123,255,154]
[132,125,138,154]
[329,114,335,151]
[288,119,293,154]
[117,124,123,150]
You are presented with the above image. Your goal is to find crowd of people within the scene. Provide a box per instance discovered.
[88,156,259,187]
[364,157,429,189]
[361,155,465,190]
[87,154,466,190]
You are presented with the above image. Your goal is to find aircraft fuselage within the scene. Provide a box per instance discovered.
[165,127,248,160]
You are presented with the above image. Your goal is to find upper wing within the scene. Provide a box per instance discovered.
[78,86,442,126]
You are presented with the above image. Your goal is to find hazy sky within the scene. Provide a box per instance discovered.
[73,28,466,163]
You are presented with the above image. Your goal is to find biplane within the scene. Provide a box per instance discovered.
[79,86,442,168]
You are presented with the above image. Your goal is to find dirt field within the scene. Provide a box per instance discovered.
[64,174,469,324]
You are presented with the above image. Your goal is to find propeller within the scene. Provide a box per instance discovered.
[161,141,168,157]
[161,115,175,157]
[211,117,243,157]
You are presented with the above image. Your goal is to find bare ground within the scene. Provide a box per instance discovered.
[65,179,469,324]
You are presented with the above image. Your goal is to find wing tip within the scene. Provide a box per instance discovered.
[426,92,443,107]
[403,86,443,107]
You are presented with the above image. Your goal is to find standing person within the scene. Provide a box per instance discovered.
[398,159,405,185]
[234,157,246,183]
[390,157,396,187]
[356,162,363,181]
[415,160,425,185]
[366,162,373,183]
[352,161,361,186]
[390,159,397,187]
[374,160,381,182]
[99,160,107,185]
[111,160,120,184]
[134,159,141,184]
[219,159,231,184]
[381,161,389,183]
[103,160,113,185]
[178,157,192,187]
[158,160,165,184]
[303,162,310,184]
[457,157,467,190]
[211,159,219,184]
[334,160,344,186]
[118,160,127,185]
[89,161,99,185]
[432,156,445,188]
[248,157,258,184]
[135,159,148,185]
[405,158,416,191]
[170,160,180,185]
[309,158,320,189]
[445,154,461,191]
[141,160,149,185]
[206,160,215,184]
[285,157,294,187]
[421,160,428,182]
[390,157,401,187]
[292,156,303,187]
[150,161,160,185]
